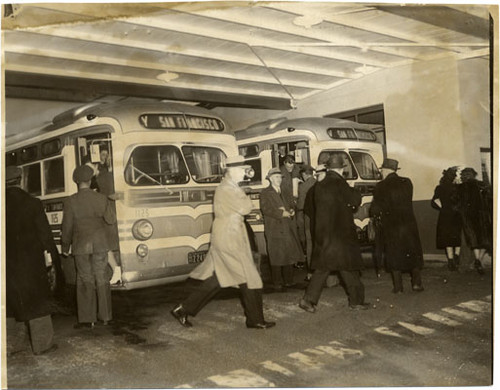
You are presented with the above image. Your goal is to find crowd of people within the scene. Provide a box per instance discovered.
[6,149,493,355]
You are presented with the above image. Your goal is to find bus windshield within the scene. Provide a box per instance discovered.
[125,145,226,186]
[350,151,381,180]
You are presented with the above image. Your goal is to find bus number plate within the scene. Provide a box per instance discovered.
[188,250,208,264]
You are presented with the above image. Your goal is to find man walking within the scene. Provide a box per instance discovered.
[62,164,116,328]
[370,158,424,293]
[299,155,369,312]
[170,156,275,329]
[6,166,58,355]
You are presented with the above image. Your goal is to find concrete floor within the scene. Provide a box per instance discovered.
[4,258,494,388]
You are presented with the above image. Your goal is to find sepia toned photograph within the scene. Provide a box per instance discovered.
[1,1,497,388]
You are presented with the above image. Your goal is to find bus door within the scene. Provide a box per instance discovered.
[272,140,310,168]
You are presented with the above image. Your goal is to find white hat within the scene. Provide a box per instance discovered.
[224,155,251,169]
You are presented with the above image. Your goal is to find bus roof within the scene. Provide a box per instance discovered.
[235,117,379,142]
[19,100,232,137]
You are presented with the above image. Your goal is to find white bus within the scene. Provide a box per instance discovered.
[5,101,238,290]
[235,117,385,254]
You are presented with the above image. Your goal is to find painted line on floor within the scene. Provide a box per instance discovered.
[259,361,295,377]
[398,321,435,335]
[207,369,276,387]
[457,300,490,313]
[441,307,476,320]
[315,342,364,360]
[287,352,324,369]
[422,312,462,327]
[374,326,403,338]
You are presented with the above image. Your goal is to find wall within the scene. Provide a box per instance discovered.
[218,56,490,255]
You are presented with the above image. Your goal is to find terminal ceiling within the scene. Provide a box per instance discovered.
[3,2,491,111]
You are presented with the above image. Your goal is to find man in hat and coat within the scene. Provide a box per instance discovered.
[260,167,304,291]
[6,166,58,355]
[370,158,424,293]
[299,155,369,313]
[171,155,275,329]
[61,164,116,328]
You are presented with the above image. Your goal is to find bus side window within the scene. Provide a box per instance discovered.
[22,163,42,196]
[43,157,65,195]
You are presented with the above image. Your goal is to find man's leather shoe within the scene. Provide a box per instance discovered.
[246,321,276,329]
[349,303,370,311]
[412,285,425,292]
[34,344,58,356]
[392,288,403,294]
[299,299,316,313]
[171,304,193,328]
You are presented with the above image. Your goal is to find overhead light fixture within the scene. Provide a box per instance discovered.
[292,14,323,28]
[355,65,378,75]
[156,71,179,82]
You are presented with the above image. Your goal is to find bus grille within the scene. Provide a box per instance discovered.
[127,188,215,207]
[354,183,376,196]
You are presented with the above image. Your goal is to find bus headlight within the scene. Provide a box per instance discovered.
[245,168,255,179]
[132,219,154,241]
[136,244,149,258]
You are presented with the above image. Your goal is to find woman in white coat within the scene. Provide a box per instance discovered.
[171,155,276,329]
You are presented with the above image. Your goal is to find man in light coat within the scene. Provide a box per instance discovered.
[299,155,369,313]
[171,156,275,329]
[62,165,116,328]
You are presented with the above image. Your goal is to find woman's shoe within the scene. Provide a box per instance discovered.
[110,266,122,285]
[447,258,457,271]
[474,259,485,275]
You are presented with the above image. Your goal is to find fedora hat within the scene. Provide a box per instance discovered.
[6,166,22,182]
[315,164,327,173]
[266,167,283,179]
[283,152,295,163]
[380,158,400,171]
[72,165,95,183]
[224,155,250,169]
[326,154,347,169]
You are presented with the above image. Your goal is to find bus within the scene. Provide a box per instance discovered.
[235,116,385,254]
[5,100,238,290]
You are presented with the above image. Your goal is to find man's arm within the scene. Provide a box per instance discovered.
[61,198,73,255]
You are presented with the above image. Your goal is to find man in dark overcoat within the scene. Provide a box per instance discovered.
[62,165,116,328]
[299,156,369,313]
[370,158,424,293]
[261,167,303,291]
[6,166,58,355]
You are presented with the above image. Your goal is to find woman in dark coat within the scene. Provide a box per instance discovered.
[456,167,492,274]
[431,167,462,271]
[261,168,303,291]
[370,159,423,293]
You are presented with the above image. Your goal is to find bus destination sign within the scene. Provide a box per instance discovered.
[139,114,225,131]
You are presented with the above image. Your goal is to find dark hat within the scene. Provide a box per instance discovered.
[326,155,347,169]
[266,167,283,179]
[300,164,315,175]
[283,153,295,163]
[72,165,94,184]
[6,166,22,182]
[380,158,400,171]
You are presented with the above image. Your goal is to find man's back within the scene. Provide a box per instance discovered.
[62,188,115,255]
